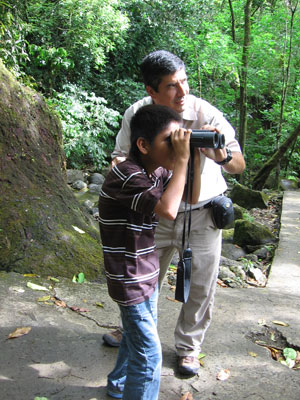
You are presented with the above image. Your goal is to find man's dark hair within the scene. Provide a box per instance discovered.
[129,104,182,160]
[140,50,185,92]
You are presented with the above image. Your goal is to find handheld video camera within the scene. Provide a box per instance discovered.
[190,130,225,149]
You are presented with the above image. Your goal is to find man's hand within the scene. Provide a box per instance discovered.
[199,124,245,174]
[197,125,227,163]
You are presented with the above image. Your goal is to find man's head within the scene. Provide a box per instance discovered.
[140,50,189,113]
[129,104,182,170]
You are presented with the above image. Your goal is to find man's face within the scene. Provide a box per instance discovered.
[147,68,189,114]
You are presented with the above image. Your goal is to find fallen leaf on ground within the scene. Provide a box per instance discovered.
[72,272,86,283]
[180,392,194,400]
[54,299,67,308]
[272,320,289,327]
[216,369,231,381]
[48,277,60,283]
[27,282,49,291]
[166,296,179,302]
[70,306,90,312]
[248,351,257,357]
[37,295,51,302]
[95,302,104,308]
[72,225,85,234]
[8,327,32,339]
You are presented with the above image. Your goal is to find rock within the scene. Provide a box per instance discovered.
[229,183,268,209]
[88,173,105,185]
[0,62,102,278]
[280,179,299,190]
[247,266,267,286]
[67,169,85,184]
[222,228,234,243]
[233,219,277,248]
[88,183,102,194]
[71,180,87,190]
[83,200,94,212]
[219,257,247,281]
[92,207,99,218]
[229,264,247,281]
[233,204,247,220]
[241,253,259,263]
[253,246,274,260]
[221,243,246,260]
[218,266,237,281]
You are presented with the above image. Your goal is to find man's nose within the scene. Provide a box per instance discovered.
[177,82,187,96]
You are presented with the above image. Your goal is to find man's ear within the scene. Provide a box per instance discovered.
[145,85,157,101]
[136,137,150,155]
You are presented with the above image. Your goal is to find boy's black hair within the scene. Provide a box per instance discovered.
[129,104,182,160]
[140,50,185,92]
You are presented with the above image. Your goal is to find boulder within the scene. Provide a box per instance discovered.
[67,169,85,184]
[221,243,246,260]
[229,183,268,209]
[233,219,277,248]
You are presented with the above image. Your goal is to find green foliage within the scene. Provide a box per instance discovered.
[47,84,121,170]
[1,0,300,182]
[4,0,129,93]
[0,1,29,76]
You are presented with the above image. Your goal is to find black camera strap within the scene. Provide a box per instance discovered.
[181,152,194,253]
[175,152,194,303]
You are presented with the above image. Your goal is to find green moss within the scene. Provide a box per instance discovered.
[0,61,104,278]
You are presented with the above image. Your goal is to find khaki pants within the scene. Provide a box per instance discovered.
[155,207,222,357]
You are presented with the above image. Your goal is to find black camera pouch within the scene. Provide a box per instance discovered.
[205,195,234,229]
[175,248,192,303]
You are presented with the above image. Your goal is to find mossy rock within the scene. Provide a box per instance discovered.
[233,219,277,248]
[0,61,104,279]
[229,183,268,209]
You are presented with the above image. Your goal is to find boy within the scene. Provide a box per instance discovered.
[98,104,201,399]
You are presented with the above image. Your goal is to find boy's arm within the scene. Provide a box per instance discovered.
[154,129,191,220]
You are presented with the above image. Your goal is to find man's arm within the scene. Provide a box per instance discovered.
[198,124,245,175]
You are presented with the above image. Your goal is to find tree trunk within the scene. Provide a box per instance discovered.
[252,122,300,190]
[0,61,103,279]
[238,0,252,157]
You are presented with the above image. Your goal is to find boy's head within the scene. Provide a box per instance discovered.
[129,104,182,166]
[140,50,189,114]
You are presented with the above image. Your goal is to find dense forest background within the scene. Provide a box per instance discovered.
[1,0,299,188]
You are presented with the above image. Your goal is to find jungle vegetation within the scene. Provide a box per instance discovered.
[1,0,299,189]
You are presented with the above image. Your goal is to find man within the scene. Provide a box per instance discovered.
[103,50,245,376]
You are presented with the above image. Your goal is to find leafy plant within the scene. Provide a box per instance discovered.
[47,84,121,170]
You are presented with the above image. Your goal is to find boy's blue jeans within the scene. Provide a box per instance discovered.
[107,286,162,400]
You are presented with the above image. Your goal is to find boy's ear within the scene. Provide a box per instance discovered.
[136,137,150,155]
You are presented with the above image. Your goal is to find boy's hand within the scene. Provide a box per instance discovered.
[170,128,191,162]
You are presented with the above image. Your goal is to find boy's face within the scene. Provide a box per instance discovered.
[146,68,189,114]
[146,121,180,171]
